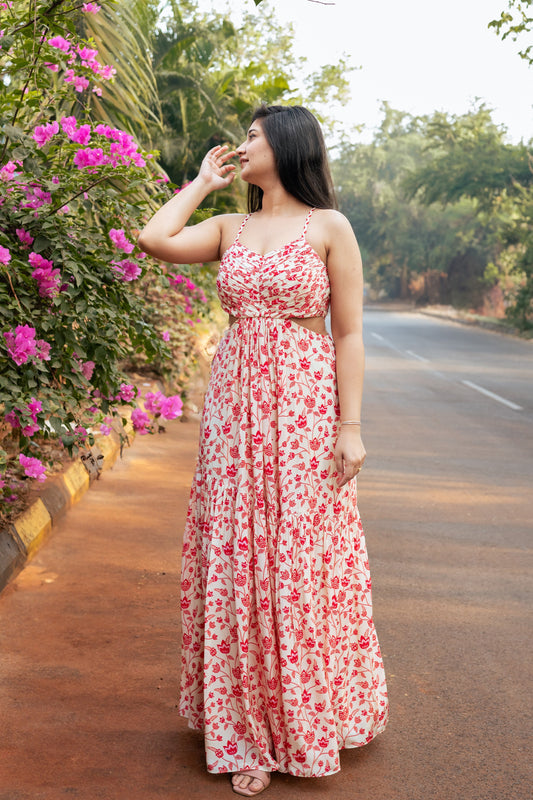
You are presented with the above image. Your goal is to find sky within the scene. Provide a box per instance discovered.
[196,0,532,144]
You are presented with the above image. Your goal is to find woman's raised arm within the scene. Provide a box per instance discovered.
[137,145,237,264]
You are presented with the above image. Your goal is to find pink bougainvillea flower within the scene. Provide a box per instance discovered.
[162,331,170,341]
[80,360,95,380]
[143,391,163,415]
[19,454,47,482]
[73,147,108,169]
[98,64,116,80]
[74,426,88,442]
[71,124,91,145]
[0,161,17,181]
[3,325,38,365]
[92,86,103,97]
[111,259,141,282]
[99,416,113,436]
[60,115,78,138]
[17,398,42,435]
[0,245,11,264]
[27,397,42,419]
[94,123,112,137]
[160,394,183,420]
[143,391,183,420]
[20,185,52,209]
[36,339,51,361]
[4,326,51,365]
[29,252,61,297]
[22,422,40,437]
[82,3,101,13]
[109,228,134,253]
[33,120,59,147]
[131,408,151,434]
[48,35,71,53]
[44,62,59,72]
[77,46,99,63]
[16,228,34,247]
[117,383,136,402]
[5,411,20,428]
[64,69,90,92]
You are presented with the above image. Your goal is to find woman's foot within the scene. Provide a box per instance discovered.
[231,769,271,796]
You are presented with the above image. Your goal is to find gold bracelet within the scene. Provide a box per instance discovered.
[340,420,361,425]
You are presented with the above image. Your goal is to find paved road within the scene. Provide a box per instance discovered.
[360,309,532,800]
[0,310,531,800]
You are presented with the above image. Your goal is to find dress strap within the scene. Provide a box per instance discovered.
[302,207,315,236]
[234,213,251,242]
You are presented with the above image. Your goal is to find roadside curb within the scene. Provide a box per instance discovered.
[0,429,127,594]
[365,302,528,339]
[418,307,524,338]
[0,379,167,595]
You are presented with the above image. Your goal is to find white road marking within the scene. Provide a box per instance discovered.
[406,349,429,363]
[461,380,523,411]
[369,329,524,410]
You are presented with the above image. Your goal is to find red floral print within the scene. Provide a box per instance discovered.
[179,209,388,778]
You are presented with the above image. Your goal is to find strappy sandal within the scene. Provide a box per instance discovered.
[231,769,271,796]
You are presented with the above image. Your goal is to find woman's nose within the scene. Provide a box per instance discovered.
[236,141,246,154]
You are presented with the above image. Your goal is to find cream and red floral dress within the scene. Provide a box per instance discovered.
[179,209,388,777]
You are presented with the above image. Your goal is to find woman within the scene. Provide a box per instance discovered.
[138,105,388,797]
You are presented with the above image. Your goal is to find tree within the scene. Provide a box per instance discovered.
[151,1,353,195]
[333,105,499,307]
[405,106,533,328]
[489,0,533,65]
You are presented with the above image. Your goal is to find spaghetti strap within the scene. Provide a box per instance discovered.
[234,213,251,242]
[302,207,315,236]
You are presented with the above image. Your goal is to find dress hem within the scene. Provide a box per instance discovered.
[181,711,388,779]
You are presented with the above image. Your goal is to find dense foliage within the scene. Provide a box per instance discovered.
[334,104,533,327]
[0,0,206,513]
[0,0,353,514]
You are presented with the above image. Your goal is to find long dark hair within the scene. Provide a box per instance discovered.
[247,105,337,212]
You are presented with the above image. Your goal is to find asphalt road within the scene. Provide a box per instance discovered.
[358,309,533,800]
[0,310,531,800]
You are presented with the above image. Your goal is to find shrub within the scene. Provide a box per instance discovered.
[0,1,207,514]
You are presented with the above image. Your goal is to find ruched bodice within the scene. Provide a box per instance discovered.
[216,211,330,318]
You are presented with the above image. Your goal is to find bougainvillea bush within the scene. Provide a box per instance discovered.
[0,1,209,516]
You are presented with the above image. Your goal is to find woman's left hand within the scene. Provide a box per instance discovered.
[334,428,366,487]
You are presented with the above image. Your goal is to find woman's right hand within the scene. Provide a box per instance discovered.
[197,145,237,192]
[138,144,237,264]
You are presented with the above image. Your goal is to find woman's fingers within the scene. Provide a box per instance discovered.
[208,145,237,166]
[335,453,365,486]
[198,146,237,188]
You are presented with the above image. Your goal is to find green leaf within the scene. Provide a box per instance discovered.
[33,236,53,253]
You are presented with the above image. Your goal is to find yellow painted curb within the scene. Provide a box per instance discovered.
[12,499,52,558]
[93,434,121,470]
[1,379,159,594]
[60,461,90,506]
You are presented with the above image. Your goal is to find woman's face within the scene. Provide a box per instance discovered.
[236,119,276,185]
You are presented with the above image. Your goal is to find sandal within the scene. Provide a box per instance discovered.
[231,769,271,796]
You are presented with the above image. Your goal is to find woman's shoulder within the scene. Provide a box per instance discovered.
[313,208,350,226]
[217,213,249,254]
[312,209,356,240]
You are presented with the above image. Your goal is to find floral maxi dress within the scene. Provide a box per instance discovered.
[179,209,388,777]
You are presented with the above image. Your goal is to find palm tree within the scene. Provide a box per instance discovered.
[78,0,162,141]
